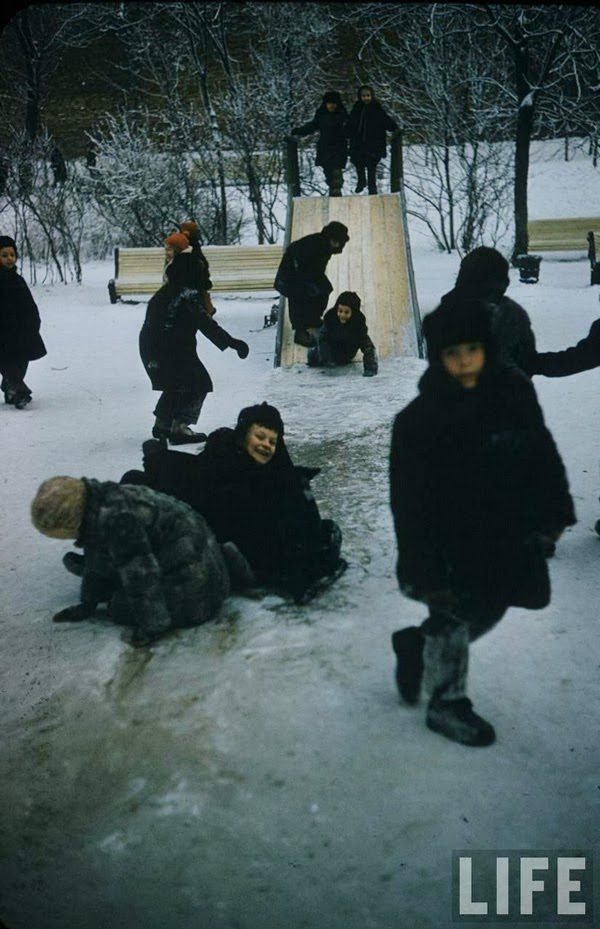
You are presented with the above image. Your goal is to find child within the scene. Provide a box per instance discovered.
[291,91,348,197]
[345,85,398,195]
[389,297,575,746]
[179,220,217,316]
[121,402,347,605]
[31,476,232,648]
[0,235,46,409]
[274,221,350,347]
[307,291,378,376]
[139,245,249,444]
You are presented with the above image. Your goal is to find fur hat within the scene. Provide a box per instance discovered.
[322,91,342,107]
[0,235,17,257]
[322,221,349,244]
[235,403,284,440]
[179,220,200,242]
[454,246,510,300]
[164,232,190,253]
[423,297,496,362]
[335,291,361,313]
[31,476,87,538]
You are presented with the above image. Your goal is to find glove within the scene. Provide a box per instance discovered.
[231,339,249,359]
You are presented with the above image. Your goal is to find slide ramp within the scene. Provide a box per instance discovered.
[277,192,422,367]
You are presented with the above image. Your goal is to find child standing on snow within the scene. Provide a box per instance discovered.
[0,235,46,409]
[307,291,378,376]
[139,242,249,444]
[389,297,575,747]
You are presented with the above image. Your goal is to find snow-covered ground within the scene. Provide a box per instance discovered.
[1,142,598,929]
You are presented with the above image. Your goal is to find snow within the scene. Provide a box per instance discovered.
[1,142,599,929]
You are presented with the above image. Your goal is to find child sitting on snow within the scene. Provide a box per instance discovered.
[0,235,46,409]
[389,297,575,747]
[120,402,347,605]
[31,476,235,648]
[307,291,378,376]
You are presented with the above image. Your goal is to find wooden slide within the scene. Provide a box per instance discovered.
[276,191,422,367]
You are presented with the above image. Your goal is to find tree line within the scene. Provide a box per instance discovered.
[0,2,598,281]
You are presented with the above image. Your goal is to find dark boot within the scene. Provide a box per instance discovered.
[294,329,316,348]
[426,697,496,747]
[152,417,171,439]
[221,541,256,591]
[168,422,207,445]
[391,626,424,705]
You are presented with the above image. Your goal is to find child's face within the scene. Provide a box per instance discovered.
[440,341,485,389]
[0,246,17,269]
[165,245,175,263]
[325,101,338,113]
[244,423,278,465]
[360,89,373,104]
[336,303,353,325]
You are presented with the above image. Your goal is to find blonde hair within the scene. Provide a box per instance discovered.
[31,476,86,536]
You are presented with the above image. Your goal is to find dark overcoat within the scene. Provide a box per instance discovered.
[139,265,234,394]
[346,99,397,164]
[390,362,576,609]
[0,266,46,365]
[293,104,348,169]
[123,428,337,598]
[75,479,230,638]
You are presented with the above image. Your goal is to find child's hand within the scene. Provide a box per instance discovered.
[231,339,249,359]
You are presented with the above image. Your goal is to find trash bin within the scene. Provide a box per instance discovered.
[515,253,542,284]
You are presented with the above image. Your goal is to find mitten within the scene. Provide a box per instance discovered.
[231,339,249,359]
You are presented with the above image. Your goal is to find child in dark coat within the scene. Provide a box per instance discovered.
[121,403,347,605]
[31,476,232,648]
[390,297,575,746]
[0,235,46,409]
[139,244,249,444]
[307,291,378,376]
[291,90,348,197]
[179,220,217,317]
[345,85,398,195]
[274,221,350,347]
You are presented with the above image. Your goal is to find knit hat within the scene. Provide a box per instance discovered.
[454,246,510,300]
[423,296,496,362]
[31,476,87,539]
[0,235,17,257]
[322,221,349,244]
[164,232,190,253]
[235,403,284,441]
[335,291,361,313]
[322,91,342,107]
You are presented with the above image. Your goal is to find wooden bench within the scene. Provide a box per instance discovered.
[528,217,600,253]
[108,244,283,303]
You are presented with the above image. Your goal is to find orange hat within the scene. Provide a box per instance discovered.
[164,232,189,253]
[179,220,199,238]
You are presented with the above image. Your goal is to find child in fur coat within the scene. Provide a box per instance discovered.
[389,297,575,747]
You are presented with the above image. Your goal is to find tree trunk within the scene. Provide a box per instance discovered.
[512,46,534,263]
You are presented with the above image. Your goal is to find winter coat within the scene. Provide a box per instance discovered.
[434,289,537,375]
[139,273,236,394]
[0,266,46,366]
[390,361,576,610]
[529,318,600,377]
[318,306,378,370]
[274,231,335,303]
[346,99,397,165]
[292,104,348,169]
[124,428,339,599]
[75,479,230,639]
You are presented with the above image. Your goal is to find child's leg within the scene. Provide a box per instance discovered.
[2,361,31,407]
[169,392,207,445]
[354,161,367,192]
[366,157,378,194]
[419,600,507,746]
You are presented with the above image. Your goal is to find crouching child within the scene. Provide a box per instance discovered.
[307,291,378,376]
[389,297,576,746]
[31,476,232,647]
